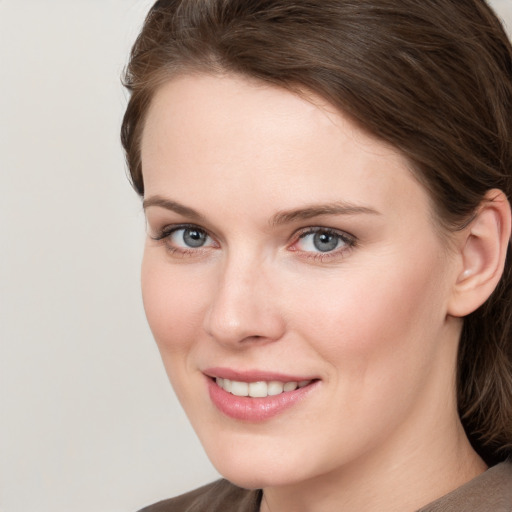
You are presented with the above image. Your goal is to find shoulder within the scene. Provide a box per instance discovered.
[418,459,512,512]
[137,479,261,512]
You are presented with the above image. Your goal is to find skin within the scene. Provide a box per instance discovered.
[140,73,487,512]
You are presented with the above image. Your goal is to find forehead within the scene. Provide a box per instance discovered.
[142,72,392,162]
[141,73,431,224]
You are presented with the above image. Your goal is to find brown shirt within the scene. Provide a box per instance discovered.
[139,460,512,512]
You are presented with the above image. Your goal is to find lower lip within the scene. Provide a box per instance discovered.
[207,378,318,422]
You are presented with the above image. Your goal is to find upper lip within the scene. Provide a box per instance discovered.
[203,367,317,383]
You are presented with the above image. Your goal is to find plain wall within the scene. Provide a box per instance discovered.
[1,1,511,511]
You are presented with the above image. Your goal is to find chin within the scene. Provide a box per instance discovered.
[200,433,327,490]
[214,459,301,490]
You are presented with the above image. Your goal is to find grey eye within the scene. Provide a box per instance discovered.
[295,228,352,254]
[182,228,208,247]
[158,225,216,253]
[313,232,340,252]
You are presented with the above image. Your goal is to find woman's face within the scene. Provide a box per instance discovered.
[140,73,462,489]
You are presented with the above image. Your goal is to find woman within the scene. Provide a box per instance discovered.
[122,0,512,510]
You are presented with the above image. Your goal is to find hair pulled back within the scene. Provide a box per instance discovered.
[121,0,512,462]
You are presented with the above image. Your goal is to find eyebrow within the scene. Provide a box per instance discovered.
[270,202,380,226]
[143,196,206,221]
[143,195,380,225]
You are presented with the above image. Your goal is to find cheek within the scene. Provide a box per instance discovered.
[141,252,214,415]
[287,251,449,385]
[141,251,208,357]
[279,260,450,449]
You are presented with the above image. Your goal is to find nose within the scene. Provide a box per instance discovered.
[202,254,286,348]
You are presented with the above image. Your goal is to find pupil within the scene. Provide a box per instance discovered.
[183,229,206,248]
[313,232,338,252]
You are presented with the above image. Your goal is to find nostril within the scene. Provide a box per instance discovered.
[202,274,287,346]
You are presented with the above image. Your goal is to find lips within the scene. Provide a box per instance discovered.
[204,368,319,421]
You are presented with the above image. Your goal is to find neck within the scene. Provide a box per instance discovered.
[261,426,485,512]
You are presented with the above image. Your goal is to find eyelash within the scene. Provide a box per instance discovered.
[291,227,356,262]
[150,224,216,257]
[150,224,357,261]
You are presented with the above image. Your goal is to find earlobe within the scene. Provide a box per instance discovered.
[448,189,511,318]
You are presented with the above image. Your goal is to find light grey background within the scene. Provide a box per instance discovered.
[1,1,511,511]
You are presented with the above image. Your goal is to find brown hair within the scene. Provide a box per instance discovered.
[121,0,512,462]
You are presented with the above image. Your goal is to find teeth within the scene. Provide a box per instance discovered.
[283,381,298,392]
[223,378,232,393]
[249,381,267,397]
[215,378,312,397]
[230,381,249,397]
[267,381,284,396]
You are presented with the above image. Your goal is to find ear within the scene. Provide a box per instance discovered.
[448,189,511,318]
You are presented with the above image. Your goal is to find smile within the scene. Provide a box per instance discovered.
[207,373,319,421]
[215,377,312,397]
